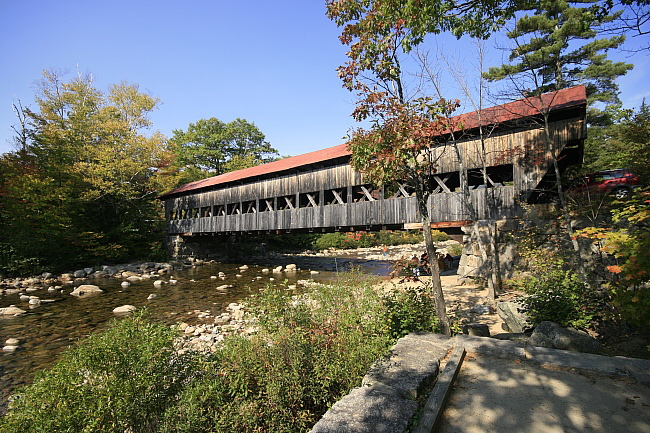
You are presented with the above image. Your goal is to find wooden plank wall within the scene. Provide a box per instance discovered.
[165,116,582,234]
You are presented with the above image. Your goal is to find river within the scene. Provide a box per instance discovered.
[0,254,393,411]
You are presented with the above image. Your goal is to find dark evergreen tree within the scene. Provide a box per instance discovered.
[483,0,634,123]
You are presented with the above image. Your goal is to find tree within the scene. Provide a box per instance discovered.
[585,101,650,181]
[0,69,173,274]
[170,117,278,183]
[483,0,634,123]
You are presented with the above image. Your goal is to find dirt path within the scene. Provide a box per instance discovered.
[438,353,650,433]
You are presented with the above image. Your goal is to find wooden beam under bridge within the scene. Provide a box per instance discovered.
[404,220,472,230]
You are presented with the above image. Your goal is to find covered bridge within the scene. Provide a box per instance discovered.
[159,86,587,238]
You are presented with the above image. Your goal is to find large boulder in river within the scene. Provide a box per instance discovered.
[529,321,601,354]
[497,300,532,334]
[73,269,87,278]
[70,285,104,298]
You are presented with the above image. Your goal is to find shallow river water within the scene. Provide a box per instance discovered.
[0,255,391,410]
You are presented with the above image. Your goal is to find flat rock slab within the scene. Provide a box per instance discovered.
[311,332,452,433]
[310,386,418,433]
[362,333,451,400]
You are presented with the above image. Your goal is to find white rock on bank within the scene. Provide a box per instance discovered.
[147,294,157,300]
[0,306,26,316]
[121,281,131,288]
[113,305,137,314]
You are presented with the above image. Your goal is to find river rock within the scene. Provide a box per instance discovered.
[121,281,131,288]
[530,321,601,354]
[102,266,118,275]
[310,270,320,275]
[0,306,26,316]
[126,276,142,282]
[169,279,177,285]
[272,266,283,273]
[2,345,19,353]
[19,295,30,302]
[28,298,41,306]
[147,294,157,300]
[261,268,270,273]
[285,264,297,271]
[73,269,87,278]
[83,267,94,275]
[5,338,20,346]
[462,323,491,337]
[497,300,531,333]
[239,265,249,270]
[153,280,166,287]
[41,272,54,279]
[113,305,137,314]
[70,285,104,297]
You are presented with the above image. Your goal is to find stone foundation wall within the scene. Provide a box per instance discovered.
[457,219,518,281]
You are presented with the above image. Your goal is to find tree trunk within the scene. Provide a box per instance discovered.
[418,194,451,336]
[542,113,586,278]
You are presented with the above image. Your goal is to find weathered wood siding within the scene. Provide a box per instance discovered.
[164,116,581,234]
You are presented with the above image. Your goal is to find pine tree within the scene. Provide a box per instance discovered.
[484,0,633,122]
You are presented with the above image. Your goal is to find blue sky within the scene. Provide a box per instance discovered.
[1,1,648,157]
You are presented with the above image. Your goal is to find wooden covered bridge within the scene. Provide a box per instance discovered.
[159,86,587,239]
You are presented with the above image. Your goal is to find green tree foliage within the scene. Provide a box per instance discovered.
[170,117,278,183]
[0,70,174,274]
[483,0,633,122]
[584,102,650,181]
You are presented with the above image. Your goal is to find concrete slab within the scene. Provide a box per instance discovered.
[438,353,650,433]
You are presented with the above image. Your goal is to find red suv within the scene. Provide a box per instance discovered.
[576,169,641,199]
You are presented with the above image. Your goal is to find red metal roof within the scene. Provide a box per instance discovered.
[160,85,586,199]
[446,84,586,132]
[160,143,351,198]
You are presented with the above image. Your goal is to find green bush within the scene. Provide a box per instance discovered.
[162,276,399,432]
[312,230,426,251]
[520,270,595,329]
[383,287,439,338]
[0,312,195,433]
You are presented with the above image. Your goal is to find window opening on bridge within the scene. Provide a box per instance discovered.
[324,188,347,205]
[213,204,226,217]
[298,191,320,208]
[431,173,460,194]
[227,203,241,215]
[260,198,274,212]
[467,164,514,189]
[200,206,211,218]
[352,184,378,202]
[278,195,295,210]
[190,208,199,218]
[243,200,257,214]
[389,184,415,199]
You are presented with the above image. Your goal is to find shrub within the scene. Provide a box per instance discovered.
[312,230,426,251]
[383,287,439,338]
[520,270,595,329]
[163,276,397,432]
[0,312,195,433]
